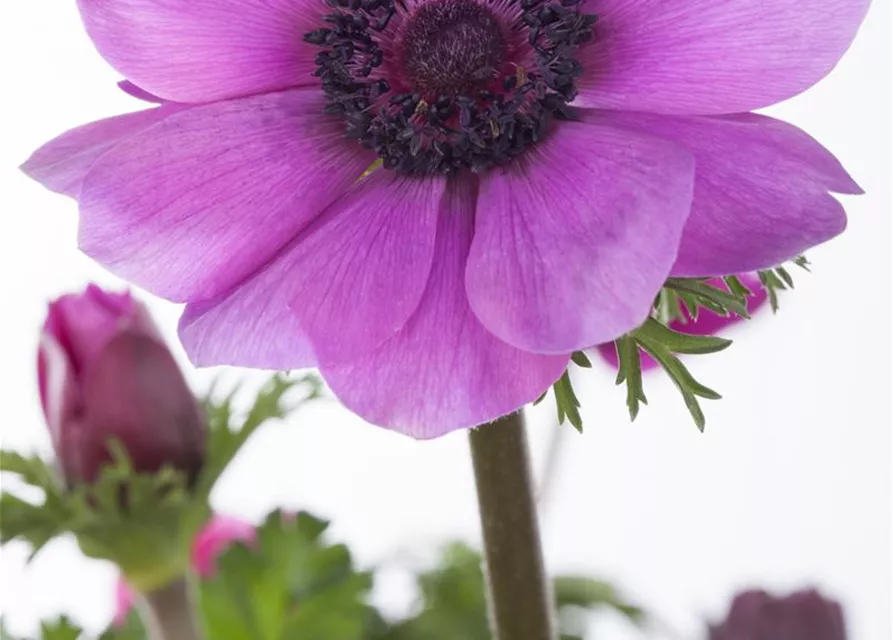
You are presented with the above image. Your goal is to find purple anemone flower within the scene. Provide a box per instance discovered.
[596,272,770,370]
[24,0,866,437]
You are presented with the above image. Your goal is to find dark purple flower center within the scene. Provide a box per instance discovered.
[304,0,597,175]
[401,1,506,97]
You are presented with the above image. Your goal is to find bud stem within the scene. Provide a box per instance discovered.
[469,411,556,640]
[137,577,204,640]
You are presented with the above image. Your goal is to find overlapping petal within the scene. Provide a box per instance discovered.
[323,176,568,437]
[576,0,870,114]
[465,119,695,354]
[21,105,181,197]
[593,111,862,276]
[78,89,375,303]
[77,0,325,103]
[180,171,444,369]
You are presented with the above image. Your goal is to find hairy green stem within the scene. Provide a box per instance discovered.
[469,411,556,640]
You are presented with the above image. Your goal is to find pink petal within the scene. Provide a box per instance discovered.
[465,119,695,354]
[77,0,325,103]
[577,0,870,114]
[37,334,81,449]
[180,171,444,369]
[21,105,180,197]
[594,111,862,276]
[323,176,568,438]
[117,80,164,104]
[191,516,255,577]
[595,273,769,370]
[78,89,374,303]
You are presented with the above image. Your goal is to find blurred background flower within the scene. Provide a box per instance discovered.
[710,588,847,640]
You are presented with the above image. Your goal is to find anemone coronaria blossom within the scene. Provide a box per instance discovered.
[24,0,867,437]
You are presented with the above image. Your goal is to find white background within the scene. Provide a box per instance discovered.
[0,1,890,638]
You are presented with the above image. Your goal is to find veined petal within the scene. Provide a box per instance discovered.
[323,175,568,437]
[179,170,443,369]
[77,0,325,102]
[465,119,695,353]
[593,111,862,276]
[576,0,870,114]
[21,105,181,197]
[78,89,374,303]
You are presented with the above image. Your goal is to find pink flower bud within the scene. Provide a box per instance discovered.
[113,515,255,625]
[710,589,847,640]
[38,284,205,486]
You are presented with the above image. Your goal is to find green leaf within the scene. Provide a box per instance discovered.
[552,576,645,624]
[614,336,647,422]
[380,543,647,640]
[634,318,732,355]
[538,353,590,432]
[570,352,592,368]
[97,612,147,640]
[198,373,322,497]
[199,510,371,640]
[756,255,810,313]
[39,617,82,640]
[663,278,750,320]
[634,340,718,432]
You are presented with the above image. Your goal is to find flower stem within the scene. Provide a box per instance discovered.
[137,577,204,640]
[469,411,556,640]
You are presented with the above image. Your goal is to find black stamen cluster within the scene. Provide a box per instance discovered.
[304,0,598,175]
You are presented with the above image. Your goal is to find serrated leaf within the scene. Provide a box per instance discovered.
[198,374,322,497]
[614,336,647,422]
[664,279,750,319]
[0,452,59,492]
[199,510,371,640]
[635,342,715,431]
[634,318,732,355]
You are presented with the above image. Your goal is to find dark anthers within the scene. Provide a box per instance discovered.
[304,0,598,175]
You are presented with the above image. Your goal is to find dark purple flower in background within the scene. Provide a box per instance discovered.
[23,0,867,437]
[596,273,770,370]
[710,589,847,640]
[39,285,205,485]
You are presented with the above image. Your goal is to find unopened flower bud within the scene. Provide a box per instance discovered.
[38,285,205,486]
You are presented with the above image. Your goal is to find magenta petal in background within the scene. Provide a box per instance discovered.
[78,89,375,303]
[77,0,325,103]
[598,112,861,276]
[466,119,695,354]
[595,273,769,370]
[21,105,179,197]
[180,171,444,369]
[323,177,569,438]
[577,0,870,115]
